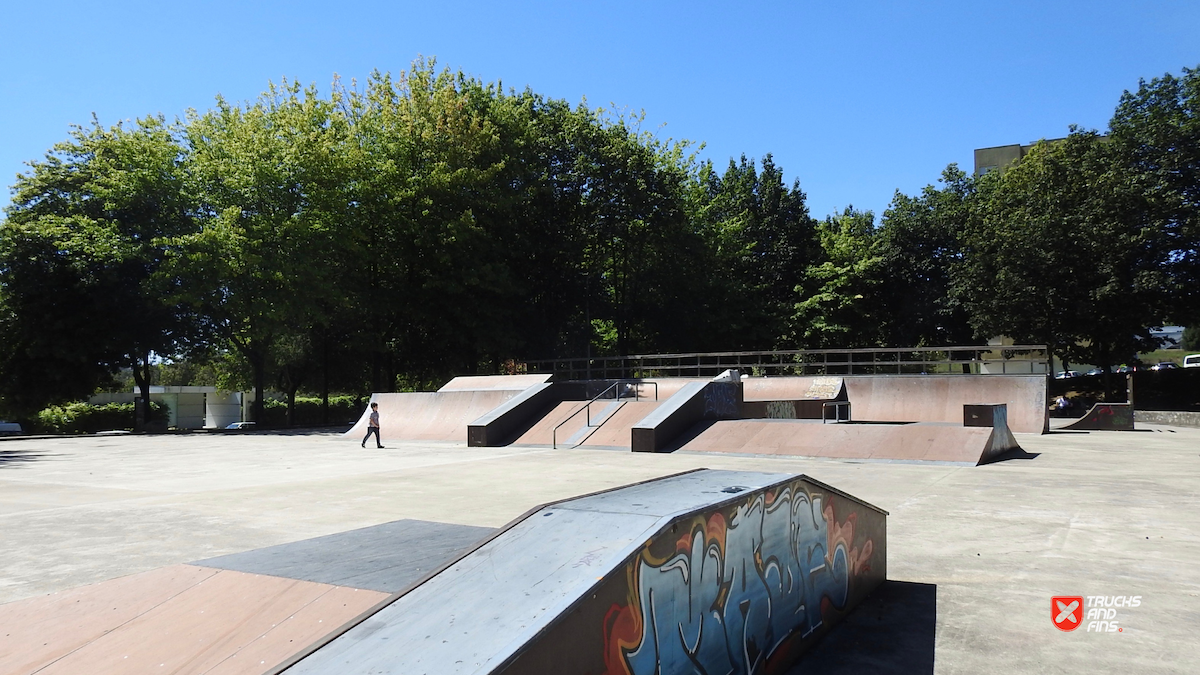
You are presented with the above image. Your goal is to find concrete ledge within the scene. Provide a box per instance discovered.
[1136,410,1200,429]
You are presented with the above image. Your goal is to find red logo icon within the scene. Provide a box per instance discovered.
[1053,596,1084,631]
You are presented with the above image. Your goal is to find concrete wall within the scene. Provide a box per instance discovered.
[89,388,219,430]
[205,392,242,428]
[495,475,887,675]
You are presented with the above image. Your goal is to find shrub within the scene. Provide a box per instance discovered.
[35,401,169,434]
[258,395,362,427]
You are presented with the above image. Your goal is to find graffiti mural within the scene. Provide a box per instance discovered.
[703,383,740,419]
[1063,403,1135,431]
[494,477,884,675]
[601,482,877,675]
[765,401,797,419]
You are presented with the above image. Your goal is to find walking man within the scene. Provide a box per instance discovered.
[362,402,384,448]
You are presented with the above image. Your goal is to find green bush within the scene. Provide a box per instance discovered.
[258,395,362,427]
[35,401,168,434]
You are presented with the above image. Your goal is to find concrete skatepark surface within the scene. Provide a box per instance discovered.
[1,423,1198,673]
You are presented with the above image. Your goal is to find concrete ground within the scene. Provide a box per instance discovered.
[1,425,1197,674]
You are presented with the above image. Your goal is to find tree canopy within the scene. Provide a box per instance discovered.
[2,60,1197,421]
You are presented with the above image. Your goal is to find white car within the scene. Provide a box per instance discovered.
[224,421,257,430]
[1184,354,1200,369]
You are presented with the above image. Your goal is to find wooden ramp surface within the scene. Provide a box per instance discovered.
[344,391,518,443]
[0,519,494,675]
[740,375,1047,433]
[514,400,664,447]
[677,419,1001,464]
[0,565,386,675]
[436,375,552,393]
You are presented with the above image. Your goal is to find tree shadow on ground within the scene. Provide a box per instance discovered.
[786,580,937,674]
[0,447,58,467]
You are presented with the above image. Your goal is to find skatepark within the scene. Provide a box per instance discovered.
[1,369,1198,674]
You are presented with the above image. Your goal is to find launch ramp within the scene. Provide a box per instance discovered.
[284,469,887,674]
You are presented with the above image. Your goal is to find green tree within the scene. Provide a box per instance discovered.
[0,116,193,425]
[1108,65,1200,327]
[954,131,1171,378]
[877,166,975,347]
[790,207,886,348]
[688,155,818,349]
[175,80,353,423]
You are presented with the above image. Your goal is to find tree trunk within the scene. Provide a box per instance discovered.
[287,385,297,427]
[321,333,330,425]
[251,352,265,424]
[130,352,152,433]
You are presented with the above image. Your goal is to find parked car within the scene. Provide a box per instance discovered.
[1150,362,1179,371]
[225,421,256,430]
[1085,368,1106,376]
[1054,370,1082,379]
[1184,354,1200,369]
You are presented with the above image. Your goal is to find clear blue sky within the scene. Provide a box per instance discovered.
[2,1,1197,219]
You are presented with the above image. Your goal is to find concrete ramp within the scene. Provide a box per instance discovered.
[345,391,519,443]
[285,470,887,675]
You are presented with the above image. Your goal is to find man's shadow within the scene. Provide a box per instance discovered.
[786,580,937,674]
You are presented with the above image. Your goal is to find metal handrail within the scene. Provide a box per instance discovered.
[822,401,851,424]
[552,380,652,449]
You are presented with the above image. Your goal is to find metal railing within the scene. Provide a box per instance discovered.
[551,380,656,449]
[822,401,851,424]
[520,345,1049,381]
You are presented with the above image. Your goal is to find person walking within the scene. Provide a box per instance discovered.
[362,402,384,448]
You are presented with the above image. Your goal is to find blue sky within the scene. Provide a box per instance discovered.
[2,1,1197,219]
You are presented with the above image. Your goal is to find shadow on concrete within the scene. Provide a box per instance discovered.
[786,580,936,675]
[988,447,1041,462]
[0,448,56,467]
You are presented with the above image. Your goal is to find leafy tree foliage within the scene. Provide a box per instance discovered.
[790,207,885,348]
[0,116,192,424]
[876,166,974,347]
[1108,66,1200,326]
[954,131,1171,371]
[3,61,1199,423]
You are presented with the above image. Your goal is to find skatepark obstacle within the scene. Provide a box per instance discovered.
[284,469,887,675]
[1061,402,1135,431]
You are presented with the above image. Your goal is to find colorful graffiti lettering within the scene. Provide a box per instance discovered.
[603,484,874,675]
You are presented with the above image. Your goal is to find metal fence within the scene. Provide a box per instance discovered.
[518,345,1049,381]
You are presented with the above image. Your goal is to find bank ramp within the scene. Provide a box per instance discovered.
[285,469,886,674]
[345,376,551,443]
